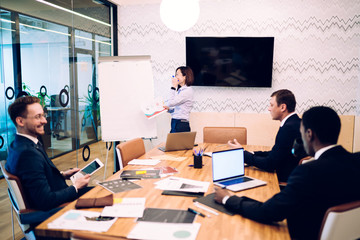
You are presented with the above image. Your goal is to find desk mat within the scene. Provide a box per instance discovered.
[137,208,195,223]
[193,193,235,216]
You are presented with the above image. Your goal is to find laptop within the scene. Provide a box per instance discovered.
[158,132,197,152]
[212,148,266,192]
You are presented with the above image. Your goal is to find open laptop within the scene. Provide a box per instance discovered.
[158,132,197,152]
[212,148,266,192]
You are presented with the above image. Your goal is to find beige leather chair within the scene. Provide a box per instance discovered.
[72,232,126,240]
[319,200,360,240]
[0,160,67,240]
[203,127,247,145]
[116,138,145,169]
[0,161,37,240]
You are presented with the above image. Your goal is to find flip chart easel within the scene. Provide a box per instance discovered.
[97,56,157,178]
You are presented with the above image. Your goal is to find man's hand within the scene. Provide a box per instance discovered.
[227,138,242,149]
[74,174,90,189]
[214,186,231,204]
[62,168,80,179]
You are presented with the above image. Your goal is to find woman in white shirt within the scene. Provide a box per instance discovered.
[164,66,194,133]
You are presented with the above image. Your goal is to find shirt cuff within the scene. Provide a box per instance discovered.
[73,185,78,193]
[222,195,230,205]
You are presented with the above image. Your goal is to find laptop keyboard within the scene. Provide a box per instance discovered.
[220,177,252,186]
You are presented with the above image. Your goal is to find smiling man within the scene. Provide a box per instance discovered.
[6,96,91,212]
[228,89,302,182]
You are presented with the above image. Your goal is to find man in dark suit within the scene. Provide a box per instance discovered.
[228,89,302,182]
[215,106,360,240]
[6,96,91,211]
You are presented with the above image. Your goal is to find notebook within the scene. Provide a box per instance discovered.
[158,132,196,152]
[212,148,266,192]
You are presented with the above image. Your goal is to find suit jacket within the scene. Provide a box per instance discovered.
[244,114,302,182]
[225,146,360,240]
[6,135,78,211]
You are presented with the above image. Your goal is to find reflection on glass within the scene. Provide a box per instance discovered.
[0,10,16,160]
[0,0,113,161]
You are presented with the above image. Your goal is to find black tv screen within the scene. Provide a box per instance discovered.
[186,37,274,87]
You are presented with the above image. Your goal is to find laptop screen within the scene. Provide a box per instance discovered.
[212,148,245,182]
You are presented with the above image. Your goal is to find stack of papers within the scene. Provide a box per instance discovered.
[150,155,187,162]
[101,198,145,218]
[48,210,116,232]
[120,169,161,180]
[128,159,161,166]
[154,177,210,193]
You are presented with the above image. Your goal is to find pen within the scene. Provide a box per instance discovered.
[188,164,204,167]
[188,207,205,217]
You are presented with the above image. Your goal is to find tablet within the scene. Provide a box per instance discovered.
[70,158,104,184]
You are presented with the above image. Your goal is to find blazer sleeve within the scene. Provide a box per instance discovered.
[244,124,296,172]
[224,165,312,223]
[18,149,78,211]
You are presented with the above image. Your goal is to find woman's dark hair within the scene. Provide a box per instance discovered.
[176,66,194,86]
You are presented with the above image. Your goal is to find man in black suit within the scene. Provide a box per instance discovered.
[228,89,302,182]
[215,106,360,240]
[6,96,91,211]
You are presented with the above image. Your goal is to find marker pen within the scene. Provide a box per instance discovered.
[188,208,205,217]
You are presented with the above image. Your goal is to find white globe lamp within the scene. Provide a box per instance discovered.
[160,0,200,32]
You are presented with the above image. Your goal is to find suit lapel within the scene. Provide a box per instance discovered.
[16,135,58,169]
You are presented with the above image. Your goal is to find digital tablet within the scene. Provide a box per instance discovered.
[70,158,104,184]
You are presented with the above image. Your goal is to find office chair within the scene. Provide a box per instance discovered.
[319,200,360,240]
[0,160,63,240]
[71,232,126,240]
[203,127,247,145]
[116,138,145,169]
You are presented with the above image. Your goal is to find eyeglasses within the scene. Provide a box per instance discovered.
[26,113,48,120]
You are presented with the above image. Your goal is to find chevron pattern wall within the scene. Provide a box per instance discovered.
[117,0,360,115]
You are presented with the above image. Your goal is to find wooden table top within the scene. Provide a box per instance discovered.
[35,144,290,240]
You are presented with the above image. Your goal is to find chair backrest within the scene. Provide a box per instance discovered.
[116,138,145,169]
[72,231,124,240]
[203,127,247,145]
[319,200,360,240]
[0,160,29,211]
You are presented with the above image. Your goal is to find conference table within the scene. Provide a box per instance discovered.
[35,143,290,240]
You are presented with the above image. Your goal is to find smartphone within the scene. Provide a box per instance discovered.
[70,158,104,184]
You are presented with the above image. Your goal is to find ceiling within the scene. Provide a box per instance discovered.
[109,0,161,6]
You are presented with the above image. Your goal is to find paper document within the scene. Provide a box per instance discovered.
[203,152,212,157]
[151,155,187,162]
[128,159,161,166]
[98,179,142,193]
[101,198,145,218]
[141,98,167,119]
[48,210,116,232]
[154,177,210,193]
[128,222,201,240]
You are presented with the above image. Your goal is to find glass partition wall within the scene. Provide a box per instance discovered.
[0,0,117,164]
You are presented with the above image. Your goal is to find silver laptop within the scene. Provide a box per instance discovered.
[212,148,266,192]
[158,132,197,152]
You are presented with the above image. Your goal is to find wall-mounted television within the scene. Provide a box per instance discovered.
[186,37,274,87]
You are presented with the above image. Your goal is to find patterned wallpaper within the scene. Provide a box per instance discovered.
[117,0,360,115]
